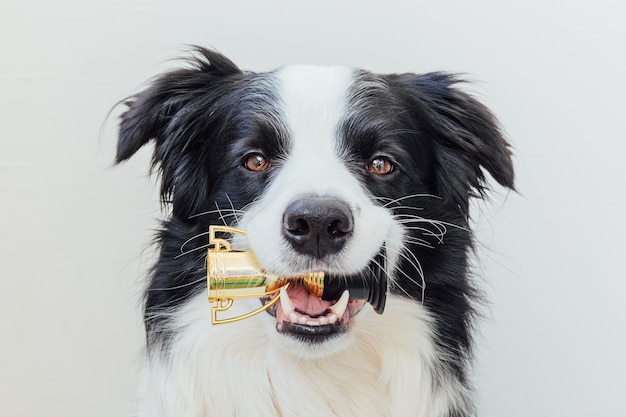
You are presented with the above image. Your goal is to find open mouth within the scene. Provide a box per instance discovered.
[261,279,366,341]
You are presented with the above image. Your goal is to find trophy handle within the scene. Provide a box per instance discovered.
[209,225,248,252]
[210,284,288,325]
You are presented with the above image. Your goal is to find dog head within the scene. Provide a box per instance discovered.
[117,48,513,357]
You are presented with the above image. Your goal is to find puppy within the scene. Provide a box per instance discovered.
[116,47,514,417]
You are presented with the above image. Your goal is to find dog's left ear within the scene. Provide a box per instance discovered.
[389,72,514,209]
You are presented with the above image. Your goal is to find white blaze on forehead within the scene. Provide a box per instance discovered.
[275,65,356,195]
[277,64,353,143]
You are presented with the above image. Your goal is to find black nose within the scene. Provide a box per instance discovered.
[282,197,354,258]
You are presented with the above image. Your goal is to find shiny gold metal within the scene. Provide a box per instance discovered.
[207,225,326,324]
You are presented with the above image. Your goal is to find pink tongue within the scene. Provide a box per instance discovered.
[288,284,333,315]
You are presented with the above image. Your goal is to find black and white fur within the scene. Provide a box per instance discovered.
[116,48,514,417]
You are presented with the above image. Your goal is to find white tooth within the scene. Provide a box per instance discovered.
[279,287,295,315]
[299,316,308,324]
[329,290,350,318]
[306,320,319,326]
[328,314,338,324]
[320,317,328,325]
[290,312,298,323]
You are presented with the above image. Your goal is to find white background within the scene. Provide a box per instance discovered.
[1,1,625,416]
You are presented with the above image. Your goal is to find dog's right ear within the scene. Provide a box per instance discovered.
[115,48,242,164]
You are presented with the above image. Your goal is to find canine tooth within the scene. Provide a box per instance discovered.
[329,290,350,318]
[279,287,295,315]
[328,314,338,324]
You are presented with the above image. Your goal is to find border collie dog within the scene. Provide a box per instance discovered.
[116,48,513,417]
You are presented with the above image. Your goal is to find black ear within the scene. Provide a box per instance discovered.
[115,47,242,164]
[389,72,514,209]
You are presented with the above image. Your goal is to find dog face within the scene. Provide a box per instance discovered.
[117,48,513,359]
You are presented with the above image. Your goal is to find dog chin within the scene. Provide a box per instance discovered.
[269,314,360,359]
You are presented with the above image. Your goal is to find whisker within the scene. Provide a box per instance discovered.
[394,215,469,233]
[381,193,442,208]
[384,238,426,303]
[369,254,397,294]
[407,222,447,243]
[370,258,411,300]
[214,201,226,226]
[369,195,395,203]
[394,217,449,244]
[385,241,425,283]
[404,236,435,248]
[175,243,211,259]
[224,193,240,225]
[188,208,244,219]
[179,231,211,254]
[387,205,428,212]
[376,251,416,300]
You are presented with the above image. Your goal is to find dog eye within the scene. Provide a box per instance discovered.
[244,153,270,172]
[367,157,394,175]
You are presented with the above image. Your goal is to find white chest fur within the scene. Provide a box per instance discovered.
[136,294,466,417]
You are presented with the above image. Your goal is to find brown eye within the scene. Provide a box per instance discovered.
[367,157,394,175]
[244,153,270,171]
